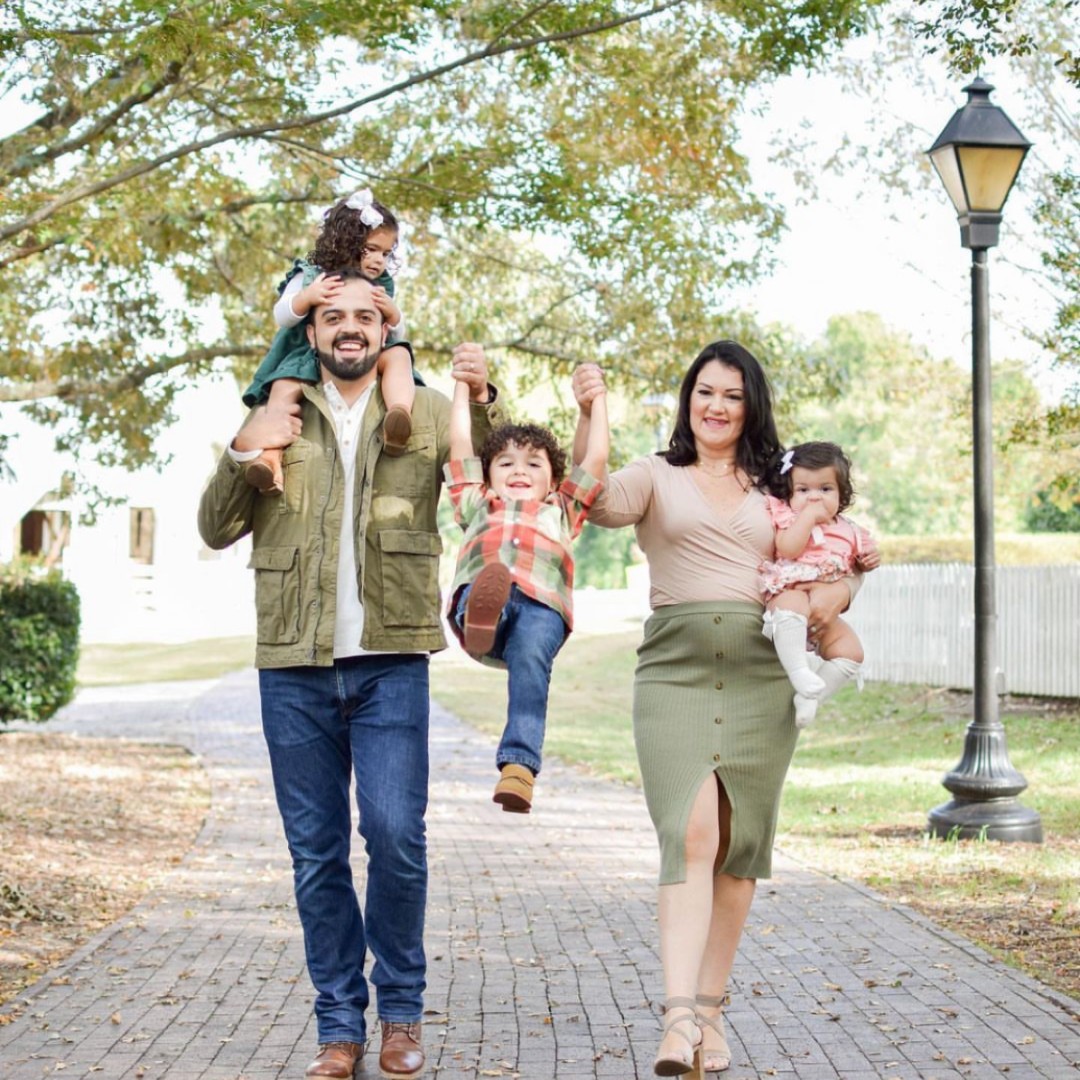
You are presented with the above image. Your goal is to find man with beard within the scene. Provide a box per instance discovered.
[198,270,506,1079]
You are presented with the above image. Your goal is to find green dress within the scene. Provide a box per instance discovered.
[242,259,402,408]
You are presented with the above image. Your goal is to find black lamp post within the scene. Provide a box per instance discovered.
[925,78,1042,842]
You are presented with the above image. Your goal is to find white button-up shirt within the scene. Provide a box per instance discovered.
[323,380,373,658]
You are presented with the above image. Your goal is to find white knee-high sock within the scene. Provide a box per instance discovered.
[817,657,862,702]
[794,657,862,729]
[764,610,825,698]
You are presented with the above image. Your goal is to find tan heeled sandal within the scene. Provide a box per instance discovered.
[654,997,704,1078]
[695,994,731,1073]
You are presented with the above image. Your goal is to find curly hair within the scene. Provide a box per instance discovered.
[310,196,400,274]
[766,441,856,513]
[479,423,568,488]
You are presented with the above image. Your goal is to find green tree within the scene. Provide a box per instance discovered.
[789,312,1056,535]
[788,1,1079,489]
[0,0,884,472]
[1025,480,1080,532]
[910,1,1080,465]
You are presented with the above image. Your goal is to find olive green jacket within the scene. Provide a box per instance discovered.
[197,381,506,667]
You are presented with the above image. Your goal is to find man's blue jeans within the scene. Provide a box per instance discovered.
[258,654,429,1045]
[455,583,566,775]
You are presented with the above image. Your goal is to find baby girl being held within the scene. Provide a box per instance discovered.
[761,441,879,727]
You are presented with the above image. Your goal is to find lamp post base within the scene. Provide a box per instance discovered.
[928,797,1043,842]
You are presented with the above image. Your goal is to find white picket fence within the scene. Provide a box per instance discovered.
[846,564,1080,698]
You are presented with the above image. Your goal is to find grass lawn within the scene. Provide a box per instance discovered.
[76,637,256,686]
[432,628,1080,999]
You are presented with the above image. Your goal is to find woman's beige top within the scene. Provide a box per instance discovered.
[589,455,774,608]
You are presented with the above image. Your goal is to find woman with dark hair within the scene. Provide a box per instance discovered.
[573,345,857,1077]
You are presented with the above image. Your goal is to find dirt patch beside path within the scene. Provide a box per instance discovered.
[0,732,209,1016]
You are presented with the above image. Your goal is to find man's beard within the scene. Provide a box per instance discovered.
[312,333,380,382]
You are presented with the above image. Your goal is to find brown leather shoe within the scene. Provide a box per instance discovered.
[244,450,284,495]
[382,406,412,456]
[305,1040,365,1078]
[378,1021,424,1079]
[463,563,512,656]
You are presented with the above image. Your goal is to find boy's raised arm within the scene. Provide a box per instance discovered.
[571,363,607,469]
[448,341,494,461]
[449,378,473,463]
[579,384,609,479]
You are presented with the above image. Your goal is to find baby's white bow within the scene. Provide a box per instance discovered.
[345,188,384,227]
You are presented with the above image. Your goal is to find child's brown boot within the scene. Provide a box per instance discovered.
[245,448,284,495]
[463,563,511,657]
[382,406,412,456]
[493,764,534,814]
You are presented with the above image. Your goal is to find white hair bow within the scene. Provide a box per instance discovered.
[344,188,384,228]
[779,450,795,474]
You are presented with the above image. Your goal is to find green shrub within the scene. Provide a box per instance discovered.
[0,568,81,727]
[878,533,1080,565]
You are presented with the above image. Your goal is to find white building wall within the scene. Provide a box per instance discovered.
[3,374,256,644]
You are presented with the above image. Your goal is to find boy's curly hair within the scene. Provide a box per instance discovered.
[311,196,400,273]
[479,423,568,488]
[767,441,856,513]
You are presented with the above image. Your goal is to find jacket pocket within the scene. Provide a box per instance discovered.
[375,425,435,497]
[278,444,307,515]
[379,530,443,628]
[249,545,301,644]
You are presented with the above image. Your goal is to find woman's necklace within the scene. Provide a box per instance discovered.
[695,459,737,477]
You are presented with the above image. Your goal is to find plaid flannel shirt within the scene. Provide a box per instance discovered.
[443,456,604,631]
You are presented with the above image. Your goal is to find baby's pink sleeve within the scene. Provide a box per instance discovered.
[764,494,796,530]
[855,522,872,557]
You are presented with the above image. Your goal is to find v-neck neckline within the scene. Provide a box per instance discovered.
[684,463,752,522]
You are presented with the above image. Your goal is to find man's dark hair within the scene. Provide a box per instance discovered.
[479,423,568,488]
[308,268,383,322]
[767,441,856,512]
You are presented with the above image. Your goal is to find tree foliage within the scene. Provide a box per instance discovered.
[910,1,1080,448]
[910,0,1079,86]
[797,1,1079,487]
[0,0,883,472]
[788,312,1060,535]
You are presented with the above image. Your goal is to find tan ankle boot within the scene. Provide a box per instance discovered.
[493,764,534,814]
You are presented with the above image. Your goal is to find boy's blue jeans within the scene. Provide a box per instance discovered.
[455,583,567,776]
[258,654,429,1046]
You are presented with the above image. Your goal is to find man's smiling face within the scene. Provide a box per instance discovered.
[305,277,387,384]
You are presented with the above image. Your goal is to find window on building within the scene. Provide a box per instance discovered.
[18,509,71,567]
[130,507,155,564]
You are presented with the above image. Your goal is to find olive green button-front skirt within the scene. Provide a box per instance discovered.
[633,601,798,884]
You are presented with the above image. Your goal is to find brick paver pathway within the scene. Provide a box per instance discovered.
[2,669,1078,1079]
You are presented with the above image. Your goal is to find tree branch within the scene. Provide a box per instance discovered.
[486,1,561,51]
[413,338,586,365]
[0,0,688,243]
[0,235,66,270]
[0,55,144,157]
[2,61,186,183]
[156,191,318,224]
[0,345,262,403]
